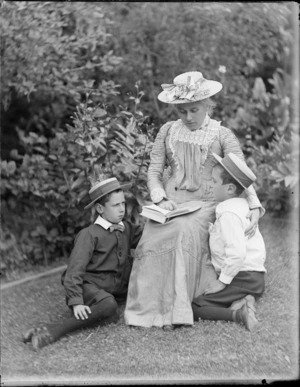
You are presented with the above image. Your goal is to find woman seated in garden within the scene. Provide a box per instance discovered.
[124,71,264,329]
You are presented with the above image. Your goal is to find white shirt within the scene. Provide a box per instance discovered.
[209,198,266,285]
[94,215,124,230]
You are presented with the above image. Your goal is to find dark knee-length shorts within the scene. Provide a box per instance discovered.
[193,271,265,308]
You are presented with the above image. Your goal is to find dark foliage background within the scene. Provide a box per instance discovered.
[0,2,298,276]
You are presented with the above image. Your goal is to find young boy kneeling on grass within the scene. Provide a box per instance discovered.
[192,153,266,331]
[23,177,142,350]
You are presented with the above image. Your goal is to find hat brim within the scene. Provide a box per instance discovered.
[84,183,132,210]
[157,80,222,104]
[212,154,250,189]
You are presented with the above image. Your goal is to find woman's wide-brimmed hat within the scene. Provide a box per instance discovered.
[212,152,257,189]
[84,177,131,210]
[157,71,222,104]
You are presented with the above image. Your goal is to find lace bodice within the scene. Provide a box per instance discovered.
[168,117,221,183]
[147,118,263,212]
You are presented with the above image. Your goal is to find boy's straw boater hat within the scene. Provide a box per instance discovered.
[212,152,257,189]
[157,71,222,104]
[84,177,131,210]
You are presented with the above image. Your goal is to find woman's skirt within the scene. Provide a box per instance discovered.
[124,201,218,327]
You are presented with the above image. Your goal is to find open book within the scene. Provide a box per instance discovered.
[140,201,203,224]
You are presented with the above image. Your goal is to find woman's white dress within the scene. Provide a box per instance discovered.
[124,116,262,327]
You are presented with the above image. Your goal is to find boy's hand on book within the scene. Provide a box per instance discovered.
[158,200,177,211]
[204,279,226,295]
[73,304,92,320]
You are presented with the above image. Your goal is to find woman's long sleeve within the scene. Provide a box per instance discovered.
[220,127,265,216]
[147,122,173,203]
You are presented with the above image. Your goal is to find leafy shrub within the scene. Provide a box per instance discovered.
[102,2,294,125]
[1,2,298,274]
[1,83,154,271]
[0,225,29,280]
[1,1,122,109]
[253,132,299,213]
[228,69,299,213]
[0,1,123,161]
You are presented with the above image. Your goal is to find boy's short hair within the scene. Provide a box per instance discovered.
[95,189,123,206]
[216,165,245,196]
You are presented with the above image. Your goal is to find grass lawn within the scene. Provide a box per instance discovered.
[1,213,299,385]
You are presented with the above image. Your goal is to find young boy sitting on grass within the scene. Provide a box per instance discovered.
[22,177,142,350]
[192,153,266,331]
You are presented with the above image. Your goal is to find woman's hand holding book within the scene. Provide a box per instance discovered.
[157,199,178,211]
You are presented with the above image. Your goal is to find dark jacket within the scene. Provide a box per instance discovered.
[61,221,142,306]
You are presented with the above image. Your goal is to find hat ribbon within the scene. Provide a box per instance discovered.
[222,157,256,188]
[161,76,210,102]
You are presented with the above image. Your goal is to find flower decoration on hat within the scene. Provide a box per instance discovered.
[157,71,222,104]
[161,76,210,103]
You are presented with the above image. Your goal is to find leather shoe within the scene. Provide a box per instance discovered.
[230,297,246,311]
[31,326,54,350]
[22,328,38,343]
[240,296,258,331]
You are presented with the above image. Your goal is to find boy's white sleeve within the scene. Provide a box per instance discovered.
[218,212,246,284]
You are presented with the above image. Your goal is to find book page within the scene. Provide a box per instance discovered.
[142,201,205,219]
[142,204,170,215]
[167,201,204,218]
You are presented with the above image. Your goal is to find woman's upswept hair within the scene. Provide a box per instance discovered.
[203,98,217,115]
[175,98,216,115]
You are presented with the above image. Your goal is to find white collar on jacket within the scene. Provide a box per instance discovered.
[94,215,124,230]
